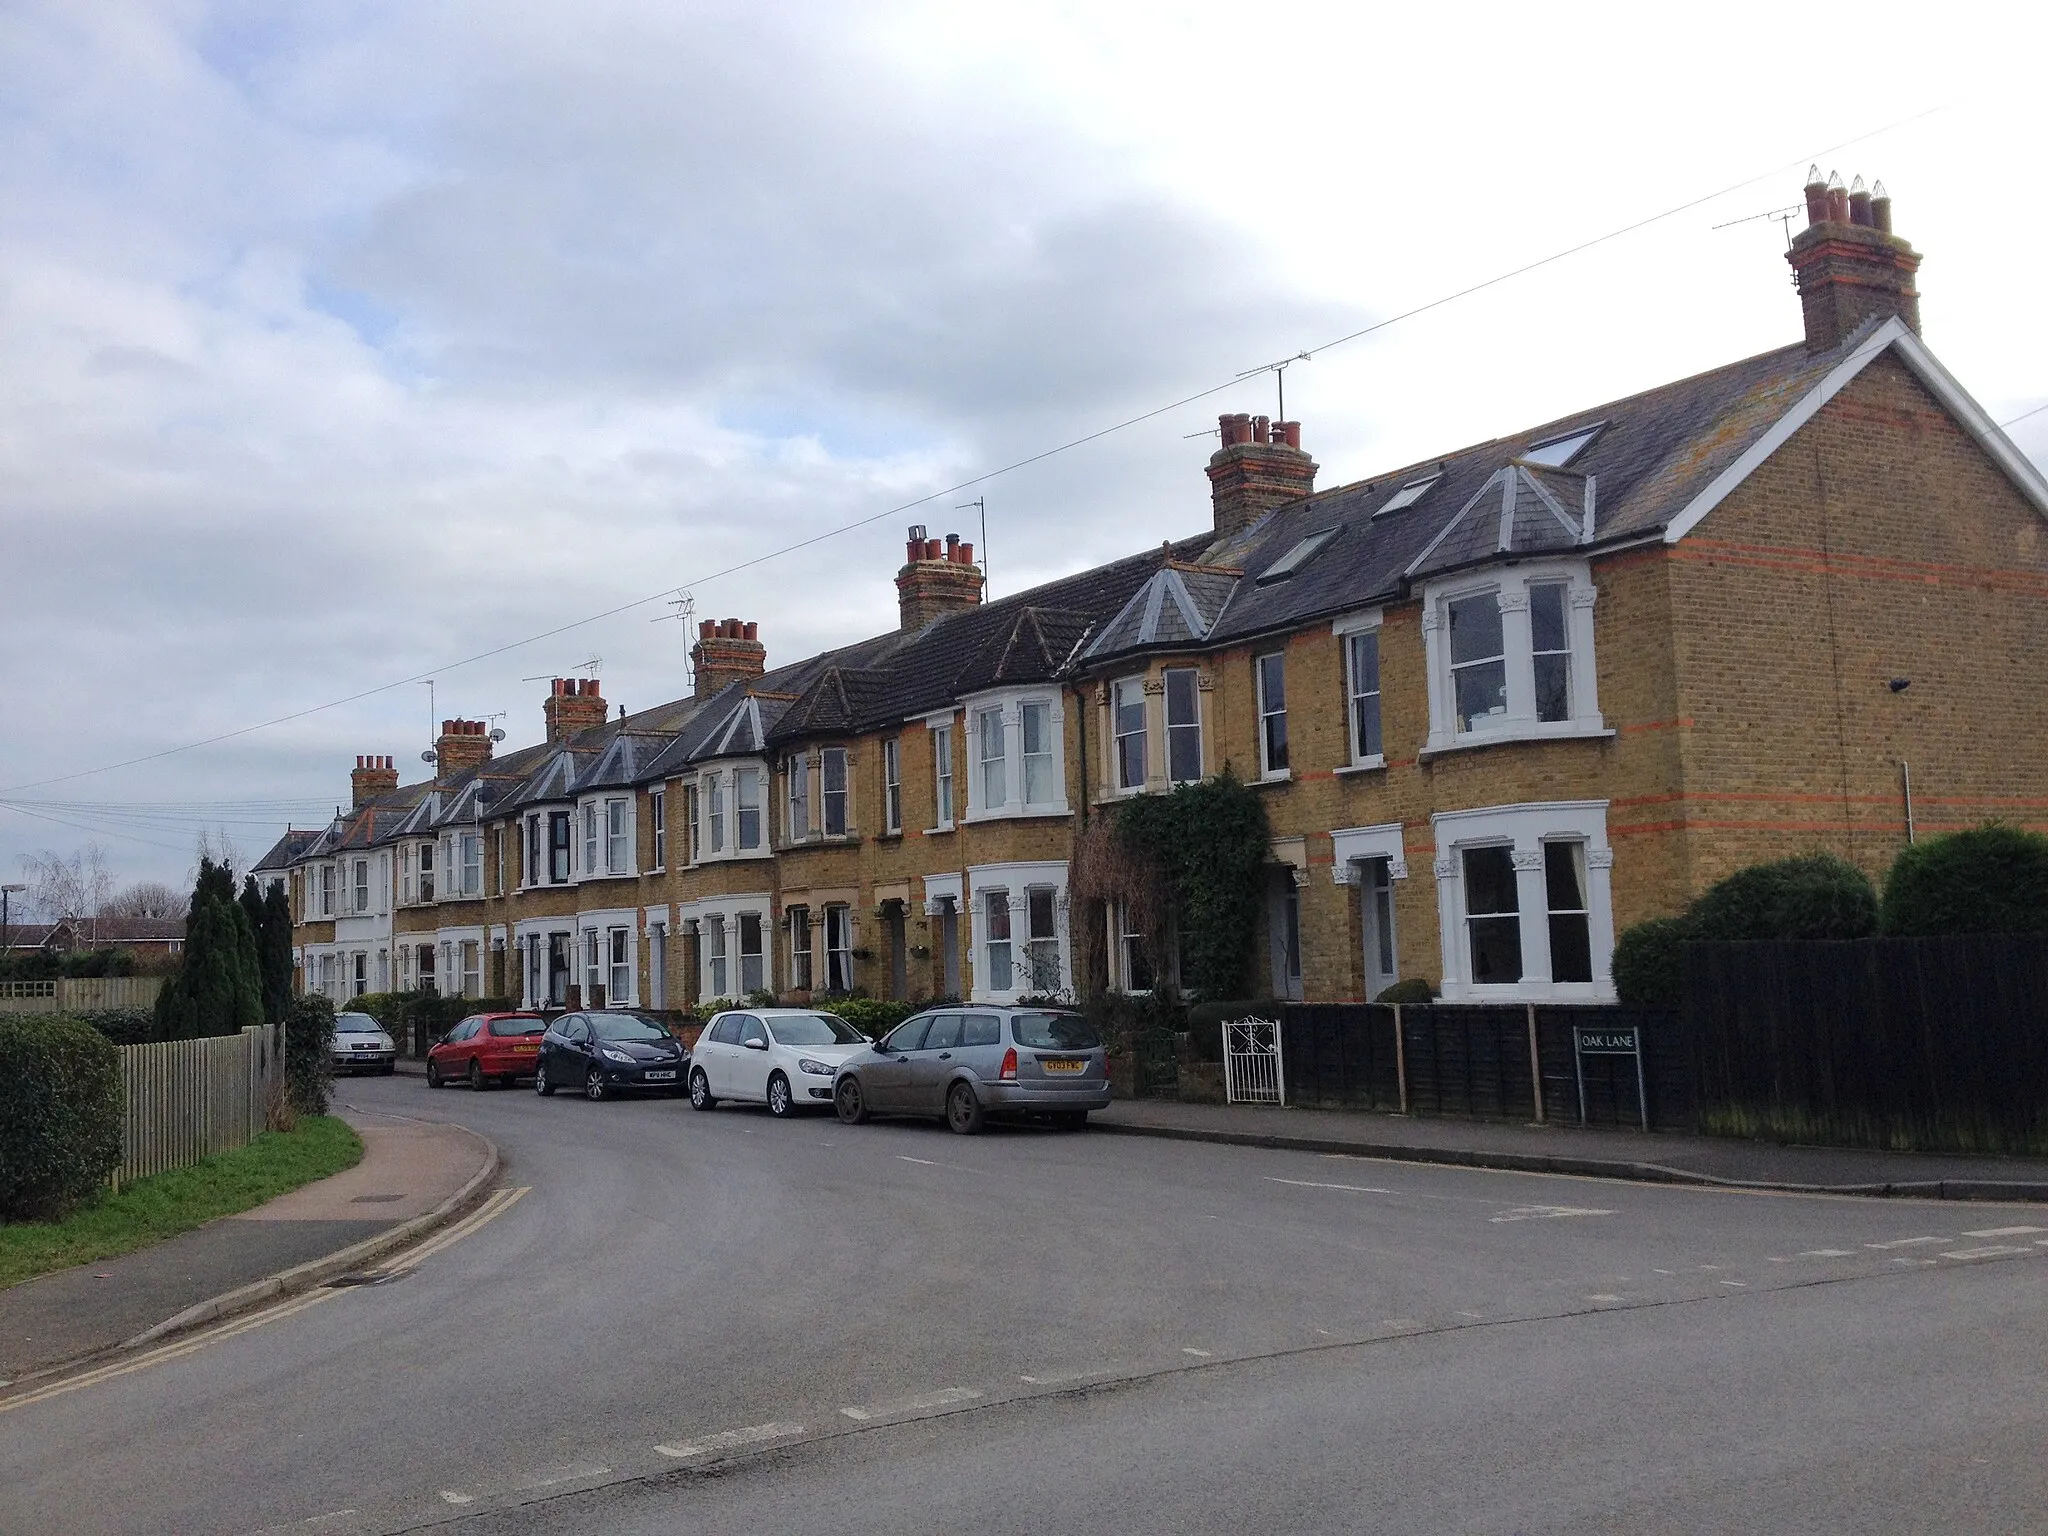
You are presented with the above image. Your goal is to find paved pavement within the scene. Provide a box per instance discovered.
[1092,1097,2048,1196]
[0,1104,492,1383]
[0,1073,2041,1535]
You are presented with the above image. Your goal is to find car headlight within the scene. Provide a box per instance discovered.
[797,1057,835,1076]
[600,1047,634,1064]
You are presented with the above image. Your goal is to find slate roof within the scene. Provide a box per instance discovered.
[279,315,1975,869]
[252,829,317,874]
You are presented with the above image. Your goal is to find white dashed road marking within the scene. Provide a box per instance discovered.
[1490,1205,1614,1223]
[1942,1245,2033,1261]
[1181,1348,1212,1358]
[655,1422,804,1460]
[1962,1226,2048,1239]
[1265,1177,1392,1195]
[1020,1366,1116,1386]
[898,1156,939,1166]
[438,1492,474,1505]
[1865,1236,1951,1249]
[840,1387,982,1421]
[1798,1249,1855,1258]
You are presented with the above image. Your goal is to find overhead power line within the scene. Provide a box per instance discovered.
[1,106,1952,799]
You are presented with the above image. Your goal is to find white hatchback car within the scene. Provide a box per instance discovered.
[688,1008,873,1118]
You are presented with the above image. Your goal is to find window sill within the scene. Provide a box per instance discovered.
[1438,980,1618,1004]
[1333,756,1387,777]
[923,823,956,837]
[874,831,904,844]
[1420,721,1613,759]
[1253,770,1293,787]
[962,804,1071,824]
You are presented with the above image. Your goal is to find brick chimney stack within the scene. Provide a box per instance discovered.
[895,526,984,632]
[434,719,494,780]
[542,679,609,744]
[1787,167,1921,352]
[691,620,767,700]
[350,754,399,807]
[1207,414,1317,539]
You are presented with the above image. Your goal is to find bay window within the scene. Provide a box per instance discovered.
[738,913,765,995]
[1164,668,1202,785]
[822,749,849,836]
[787,754,810,841]
[788,905,812,991]
[968,862,1070,1001]
[736,769,763,851]
[965,693,1066,819]
[608,926,632,1005]
[606,797,630,873]
[1432,801,1616,1001]
[1422,563,1604,753]
[1113,679,1146,791]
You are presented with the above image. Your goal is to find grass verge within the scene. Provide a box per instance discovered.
[0,1116,364,1291]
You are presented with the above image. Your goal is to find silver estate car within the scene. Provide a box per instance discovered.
[833,1006,1110,1134]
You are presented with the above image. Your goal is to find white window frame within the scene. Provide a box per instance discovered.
[607,925,633,1006]
[823,904,854,992]
[930,722,955,830]
[821,748,850,837]
[582,803,600,877]
[682,896,771,1003]
[963,691,1068,821]
[1420,561,1607,755]
[883,738,903,834]
[605,796,632,874]
[1332,609,1386,772]
[1111,676,1148,793]
[419,839,436,902]
[456,830,482,897]
[787,904,813,991]
[706,771,726,854]
[352,858,369,915]
[786,753,810,842]
[650,788,667,871]
[736,769,764,852]
[460,939,482,999]
[1431,801,1616,1002]
[965,861,1070,1003]
[1255,652,1289,780]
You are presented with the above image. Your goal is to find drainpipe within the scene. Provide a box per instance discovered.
[1900,760,1916,844]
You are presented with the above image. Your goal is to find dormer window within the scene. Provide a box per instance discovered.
[1520,425,1601,468]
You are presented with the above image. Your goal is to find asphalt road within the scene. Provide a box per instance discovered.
[4,1075,2045,1535]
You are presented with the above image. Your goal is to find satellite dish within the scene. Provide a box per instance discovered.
[420,749,438,764]
[489,728,507,742]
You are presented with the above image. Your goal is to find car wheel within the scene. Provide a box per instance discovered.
[382,1062,396,1076]
[535,1062,555,1096]
[584,1067,607,1102]
[1057,1110,1089,1131]
[426,1060,444,1089]
[468,1060,486,1092]
[767,1072,794,1119]
[689,1069,717,1111]
[945,1080,985,1136]
[835,1075,868,1125]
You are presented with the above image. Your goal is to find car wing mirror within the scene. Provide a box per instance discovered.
[743,1038,768,1051]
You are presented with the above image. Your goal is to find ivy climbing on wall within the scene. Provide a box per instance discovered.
[1072,771,1271,1001]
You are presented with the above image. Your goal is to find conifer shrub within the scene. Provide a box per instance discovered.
[1611,917,1693,1008]
[1686,853,1879,943]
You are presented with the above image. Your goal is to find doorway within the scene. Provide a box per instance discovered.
[1266,869,1304,1002]
[1359,857,1398,1001]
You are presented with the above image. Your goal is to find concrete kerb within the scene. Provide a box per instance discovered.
[1090,1120,2048,1203]
[120,1122,501,1351]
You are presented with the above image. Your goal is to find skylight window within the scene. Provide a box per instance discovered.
[1374,475,1441,516]
[1256,527,1340,584]
[1521,425,1602,468]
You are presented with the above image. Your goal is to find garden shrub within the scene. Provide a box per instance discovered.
[813,996,915,1038]
[0,1015,124,1221]
[1611,918,1693,1008]
[74,1008,160,1047]
[283,993,336,1117]
[1881,823,2048,937]
[1687,853,1878,943]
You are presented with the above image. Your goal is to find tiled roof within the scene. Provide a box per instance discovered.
[252,829,316,873]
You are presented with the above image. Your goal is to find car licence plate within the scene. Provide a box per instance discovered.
[644,1070,677,1081]
[1041,1058,1086,1073]
[515,1042,539,1052]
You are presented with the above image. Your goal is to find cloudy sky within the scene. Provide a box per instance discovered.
[3,0,2043,904]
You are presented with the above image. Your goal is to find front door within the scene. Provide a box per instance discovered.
[1360,857,1399,1001]
[938,904,961,998]
[863,1016,930,1111]
[1267,870,1304,1002]
[885,905,907,1002]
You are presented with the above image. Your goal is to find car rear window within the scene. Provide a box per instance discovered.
[488,1017,546,1037]
[1010,1012,1100,1050]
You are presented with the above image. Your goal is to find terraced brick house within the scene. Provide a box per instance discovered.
[280,177,2048,1010]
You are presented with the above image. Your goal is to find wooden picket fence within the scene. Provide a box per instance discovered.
[0,976,166,1014]
[117,1024,283,1185]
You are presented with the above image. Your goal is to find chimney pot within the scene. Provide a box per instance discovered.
[945,532,960,556]
[1279,420,1302,450]
[1206,412,1318,537]
[698,620,713,640]
[1252,415,1271,445]
[743,621,757,640]
[1786,170,1921,350]
[1826,179,1850,224]
[959,541,973,563]
[1803,166,1828,226]
[1870,181,1892,234]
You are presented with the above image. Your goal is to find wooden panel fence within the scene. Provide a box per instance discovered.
[117,1024,283,1185]
[0,976,166,1014]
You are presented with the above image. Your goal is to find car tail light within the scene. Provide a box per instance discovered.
[1000,1048,1017,1081]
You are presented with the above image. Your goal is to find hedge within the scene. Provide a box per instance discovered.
[1611,917,1691,1008]
[0,1015,124,1222]
[1687,853,1879,943]
[1881,824,2048,937]
[812,996,916,1039]
[284,994,336,1117]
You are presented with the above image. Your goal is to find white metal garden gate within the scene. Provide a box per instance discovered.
[1222,1017,1285,1105]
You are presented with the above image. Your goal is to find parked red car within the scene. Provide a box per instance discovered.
[427,1012,549,1089]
